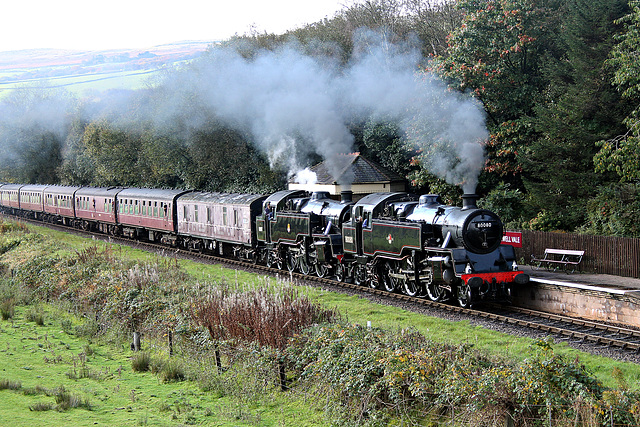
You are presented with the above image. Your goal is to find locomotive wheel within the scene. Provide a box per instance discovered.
[334,263,346,282]
[276,251,285,270]
[266,251,276,268]
[315,262,329,278]
[354,265,367,286]
[299,254,311,275]
[286,249,297,272]
[403,280,422,297]
[379,261,397,293]
[457,284,472,308]
[426,281,445,302]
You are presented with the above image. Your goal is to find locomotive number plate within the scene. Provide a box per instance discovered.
[476,222,493,228]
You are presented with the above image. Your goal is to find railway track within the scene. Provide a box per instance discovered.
[11,215,640,356]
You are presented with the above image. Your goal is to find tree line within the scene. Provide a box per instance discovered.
[0,0,639,237]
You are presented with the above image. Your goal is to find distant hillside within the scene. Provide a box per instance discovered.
[0,41,214,95]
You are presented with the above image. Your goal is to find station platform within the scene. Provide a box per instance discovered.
[512,266,640,327]
[521,265,640,296]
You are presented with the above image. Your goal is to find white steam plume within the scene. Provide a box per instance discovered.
[151,29,489,191]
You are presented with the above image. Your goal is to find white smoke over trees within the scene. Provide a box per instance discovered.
[0,29,488,193]
[152,28,488,192]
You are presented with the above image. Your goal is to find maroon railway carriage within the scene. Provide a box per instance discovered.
[74,186,124,234]
[0,184,24,213]
[116,188,191,245]
[18,184,48,219]
[176,191,266,258]
[43,186,81,225]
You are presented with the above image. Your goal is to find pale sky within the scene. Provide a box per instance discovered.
[1,0,350,52]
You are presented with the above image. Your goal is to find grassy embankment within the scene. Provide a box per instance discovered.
[0,220,639,425]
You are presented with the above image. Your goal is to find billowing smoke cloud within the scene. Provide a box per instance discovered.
[152,29,488,192]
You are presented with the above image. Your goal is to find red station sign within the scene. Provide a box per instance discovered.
[502,231,523,248]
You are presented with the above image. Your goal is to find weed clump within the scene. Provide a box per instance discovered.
[159,358,185,383]
[0,297,15,320]
[131,351,151,372]
[25,307,45,325]
[0,378,22,390]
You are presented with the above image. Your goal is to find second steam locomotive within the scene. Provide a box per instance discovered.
[0,184,528,307]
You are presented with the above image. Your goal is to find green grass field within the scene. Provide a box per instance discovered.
[0,304,323,426]
[0,222,639,425]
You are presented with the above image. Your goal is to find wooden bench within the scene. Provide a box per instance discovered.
[531,248,584,273]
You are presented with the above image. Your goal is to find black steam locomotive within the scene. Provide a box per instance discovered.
[256,189,528,307]
[0,184,528,307]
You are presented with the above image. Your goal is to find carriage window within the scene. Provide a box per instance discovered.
[194,205,198,222]
[160,203,165,218]
[135,200,139,215]
[154,202,158,217]
[207,207,211,223]
[183,206,187,221]
[223,207,228,225]
[234,209,238,226]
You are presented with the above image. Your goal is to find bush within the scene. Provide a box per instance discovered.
[25,307,45,325]
[0,378,22,390]
[54,388,92,411]
[583,183,640,237]
[160,359,185,383]
[479,182,524,226]
[131,352,151,372]
[0,297,15,320]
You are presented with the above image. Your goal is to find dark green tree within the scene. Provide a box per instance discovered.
[595,0,640,182]
[523,0,632,231]
[78,121,142,187]
[361,118,415,178]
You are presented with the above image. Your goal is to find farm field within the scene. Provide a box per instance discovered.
[0,42,211,98]
[1,221,639,425]
[0,305,322,426]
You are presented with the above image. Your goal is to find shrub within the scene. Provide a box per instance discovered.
[160,359,185,383]
[0,297,15,320]
[0,378,21,390]
[54,389,92,411]
[131,352,151,372]
[25,307,45,325]
[583,183,640,238]
[29,402,54,411]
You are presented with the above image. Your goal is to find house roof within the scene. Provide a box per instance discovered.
[292,153,405,185]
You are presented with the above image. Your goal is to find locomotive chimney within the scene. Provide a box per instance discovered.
[341,190,353,204]
[461,193,479,210]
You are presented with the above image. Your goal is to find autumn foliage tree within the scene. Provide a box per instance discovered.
[434,0,561,180]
